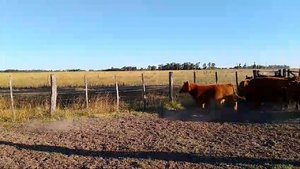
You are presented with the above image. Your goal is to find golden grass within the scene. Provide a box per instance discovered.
[0,94,130,124]
[0,69,292,124]
[0,69,285,89]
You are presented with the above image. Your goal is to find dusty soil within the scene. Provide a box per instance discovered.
[0,113,299,169]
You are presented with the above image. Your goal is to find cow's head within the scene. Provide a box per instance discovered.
[286,80,300,100]
[237,80,249,96]
[179,81,190,93]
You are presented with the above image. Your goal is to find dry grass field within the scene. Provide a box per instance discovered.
[0,69,270,89]
[0,69,295,124]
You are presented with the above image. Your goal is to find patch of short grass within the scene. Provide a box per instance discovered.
[271,164,293,169]
[164,101,185,111]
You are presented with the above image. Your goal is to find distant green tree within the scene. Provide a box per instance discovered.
[202,63,207,69]
[208,62,211,69]
[211,63,216,69]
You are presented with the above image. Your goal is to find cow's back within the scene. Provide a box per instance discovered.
[190,84,235,101]
[244,77,292,102]
[211,84,236,100]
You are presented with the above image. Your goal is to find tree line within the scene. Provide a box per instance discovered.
[103,62,289,71]
[0,62,290,72]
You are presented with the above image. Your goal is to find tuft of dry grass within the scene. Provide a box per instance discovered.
[0,69,283,89]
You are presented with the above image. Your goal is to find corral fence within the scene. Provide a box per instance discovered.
[251,69,300,79]
[4,69,300,121]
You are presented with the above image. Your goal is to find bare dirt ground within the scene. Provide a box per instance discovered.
[0,111,299,169]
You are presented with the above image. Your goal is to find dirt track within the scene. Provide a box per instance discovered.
[0,113,299,169]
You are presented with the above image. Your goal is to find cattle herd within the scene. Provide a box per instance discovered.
[179,75,300,113]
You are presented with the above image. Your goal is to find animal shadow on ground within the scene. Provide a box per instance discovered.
[158,101,300,124]
[0,141,299,166]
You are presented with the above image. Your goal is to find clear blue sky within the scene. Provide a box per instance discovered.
[1,0,300,70]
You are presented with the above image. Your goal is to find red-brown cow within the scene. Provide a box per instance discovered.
[286,77,300,109]
[238,76,297,109]
[179,81,245,112]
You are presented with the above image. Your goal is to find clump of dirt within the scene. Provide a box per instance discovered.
[0,113,299,169]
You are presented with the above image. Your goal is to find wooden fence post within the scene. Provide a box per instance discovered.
[278,69,282,77]
[84,75,89,109]
[193,71,196,83]
[283,69,287,77]
[253,70,257,78]
[141,73,147,110]
[50,74,57,116]
[9,76,15,122]
[215,72,218,84]
[287,69,290,77]
[235,71,239,89]
[114,75,120,111]
[169,72,173,102]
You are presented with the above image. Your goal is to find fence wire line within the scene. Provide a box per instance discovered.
[0,86,172,97]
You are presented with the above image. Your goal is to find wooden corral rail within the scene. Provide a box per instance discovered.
[249,69,300,79]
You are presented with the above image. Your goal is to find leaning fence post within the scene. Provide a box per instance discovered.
[50,74,57,116]
[169,72,173,102]
[141,73,147,110]
[9,76,15,122]
[114,75,120,112]
[84,75,89,109]
[215,72,218,84]
[235,71,239,89]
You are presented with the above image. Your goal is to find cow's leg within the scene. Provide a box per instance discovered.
[204,102,211,114]
[282,93,290,110]
[193,102,202,114]
[229,96,239,113]
[234,101,238,113]
[220,99,226,106]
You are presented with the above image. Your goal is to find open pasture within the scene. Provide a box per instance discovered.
[0,69,299,168]
[0,69,263,123]
[0,69,262,89]
[0,69,299,123]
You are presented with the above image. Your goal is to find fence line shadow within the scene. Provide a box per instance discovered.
[1,141,299,166]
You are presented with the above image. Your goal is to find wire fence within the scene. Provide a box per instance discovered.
[1,68,299,121]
